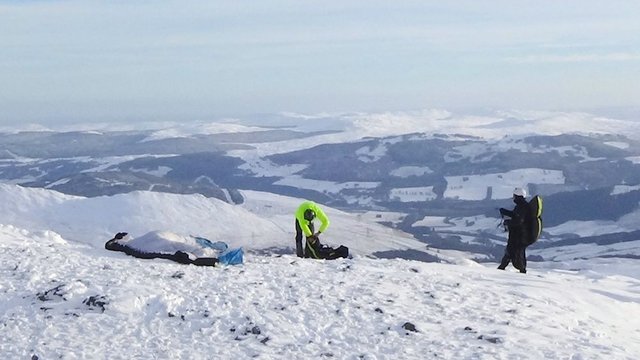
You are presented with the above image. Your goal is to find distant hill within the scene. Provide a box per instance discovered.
[1,110,639,262]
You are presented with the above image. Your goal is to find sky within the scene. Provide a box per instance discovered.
[1,0,640,125]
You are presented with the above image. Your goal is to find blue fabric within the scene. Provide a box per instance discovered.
[194,237,228,252]
[218,248,244,265]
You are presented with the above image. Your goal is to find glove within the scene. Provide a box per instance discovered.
[307,234,319,244]
[499,208,507,216]
[313,231,321,237]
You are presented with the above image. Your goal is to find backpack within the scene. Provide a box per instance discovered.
[527,195,543,245]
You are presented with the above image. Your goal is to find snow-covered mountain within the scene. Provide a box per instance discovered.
[2,107,639,358]
[1,109,639,263]
[1,220,639,359]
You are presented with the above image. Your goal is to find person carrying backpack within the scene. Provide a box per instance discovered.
[498,187,534,273]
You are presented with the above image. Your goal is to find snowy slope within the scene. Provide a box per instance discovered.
[237,190,457,260]
[0,184,447,261]
[1,224,639,359]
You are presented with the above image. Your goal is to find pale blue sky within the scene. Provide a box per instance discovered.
[1,0,639,124]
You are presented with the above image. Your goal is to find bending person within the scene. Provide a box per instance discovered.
[294,200,330,258]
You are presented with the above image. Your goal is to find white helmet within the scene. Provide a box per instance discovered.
[513,187,527,197]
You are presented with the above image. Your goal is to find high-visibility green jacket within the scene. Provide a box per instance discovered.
[295,200,329,237]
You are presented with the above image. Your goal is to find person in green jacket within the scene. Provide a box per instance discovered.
[294,200,330,258]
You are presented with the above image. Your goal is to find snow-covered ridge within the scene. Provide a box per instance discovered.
[0,184,444,260]
[1,224,638,359]
[139,121,270,142]
[3,109,639,142]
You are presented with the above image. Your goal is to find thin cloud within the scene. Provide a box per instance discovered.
[505,53,640,63]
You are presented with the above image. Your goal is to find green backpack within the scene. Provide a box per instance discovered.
[527,195,543,245]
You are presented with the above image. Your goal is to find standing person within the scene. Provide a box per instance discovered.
[498,187,533,273]
[294,200,330,258]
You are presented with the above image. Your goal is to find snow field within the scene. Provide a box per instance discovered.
[1,225,638,360]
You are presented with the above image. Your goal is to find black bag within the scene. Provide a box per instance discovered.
[324,245,349,260]
[306,236,349,260]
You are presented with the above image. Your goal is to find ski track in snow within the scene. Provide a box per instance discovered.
[1,225,639,360]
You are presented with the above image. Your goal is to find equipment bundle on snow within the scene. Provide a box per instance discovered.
[105,231,243,266]
[526,195,543,245]
[305,234,349,260]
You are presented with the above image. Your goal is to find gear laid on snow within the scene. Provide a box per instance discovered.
[105,231,243,266]
[304,234,349,260]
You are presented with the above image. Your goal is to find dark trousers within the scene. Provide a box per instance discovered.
[295,219,314,258]
[499,244,527,273]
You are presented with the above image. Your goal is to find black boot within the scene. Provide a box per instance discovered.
[498,252,510,270]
